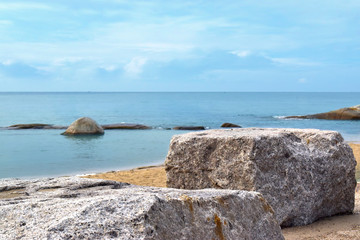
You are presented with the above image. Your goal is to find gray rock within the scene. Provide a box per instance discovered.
[62,117,104,135]
[221,123,241,128]
[102,123,151,130]
[7,124,67,129]
[0,177,283,240]
[173,126,205,130]
[165,128,357,227]
[286,105,360,120]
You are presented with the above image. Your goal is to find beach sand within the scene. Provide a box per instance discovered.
[84,143,360,239]
[349,143,360,180]
[85,165,167,188]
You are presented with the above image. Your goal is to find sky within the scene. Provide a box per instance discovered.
[0,0,359,92]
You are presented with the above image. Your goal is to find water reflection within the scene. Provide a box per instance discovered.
[63,134,104,142]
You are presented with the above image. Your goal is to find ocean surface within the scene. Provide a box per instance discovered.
[0,92,359,179]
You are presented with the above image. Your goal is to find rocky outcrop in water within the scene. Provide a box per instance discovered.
[173,126,205,130]
[0,177,284,240]
[7,124,67,129]
[62,117,104,135]
[101,123,151,130]
[165,128,357,227]
[220,123,241,128]
[286,105,360,120]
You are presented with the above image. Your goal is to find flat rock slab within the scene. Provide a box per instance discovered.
[7,124,67,129]
[173,126,205,130]
[221,123,241,128]
[165,128,357,227]
[101,123,151,130]
[0,177,283,240]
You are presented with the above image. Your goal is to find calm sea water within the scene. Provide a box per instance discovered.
[0,92,359,179]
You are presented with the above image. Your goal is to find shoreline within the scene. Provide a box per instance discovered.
[84,142,360,184]
[1,142,359,181]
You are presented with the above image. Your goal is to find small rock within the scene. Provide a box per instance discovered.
[62,117,104,135]
[173,126,205,130]
[101,123,151,130]
[220,123,241,128]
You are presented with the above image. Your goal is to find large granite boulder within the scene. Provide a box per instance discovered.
[165,128,357,227]
[62,117,104,135]
[0,177,283,240]
[286,105,360,120]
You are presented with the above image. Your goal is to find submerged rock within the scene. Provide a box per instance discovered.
[101,123,151,130]
[173,126,205,130]
[286,105,360,120]
[0,177,283,240]
[62,117,104,135]
[7,124,67,129]
[220,123,241,128]
[165,128,357,227]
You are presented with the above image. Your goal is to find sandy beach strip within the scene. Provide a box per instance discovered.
[85,143,360,187]
[85,165,167,188]
[84,143,360,239]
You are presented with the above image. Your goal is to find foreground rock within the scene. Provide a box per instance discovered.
[173,126,205,130]
[0,177,283,240]
[7,124,67,129]
[101,123,151,130]
[220,123,241,128]
[62,117,104,135]
[286,105,360,120]
[165,128,357,227]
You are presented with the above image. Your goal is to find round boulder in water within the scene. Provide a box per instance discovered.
[62,117,104,135]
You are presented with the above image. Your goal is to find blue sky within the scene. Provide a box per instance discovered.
[0,0,359,91]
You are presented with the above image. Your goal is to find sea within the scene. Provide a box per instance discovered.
[0,92,359,179]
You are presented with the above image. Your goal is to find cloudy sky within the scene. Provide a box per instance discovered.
[0,0,359,91]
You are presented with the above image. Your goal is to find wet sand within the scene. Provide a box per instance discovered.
[84,143,360,239]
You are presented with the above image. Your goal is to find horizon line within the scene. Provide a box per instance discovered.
[1,91,360,93]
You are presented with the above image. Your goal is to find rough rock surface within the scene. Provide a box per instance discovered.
[0,177,283,240]
[221,123,241,128]
[165,128,357,227]
[62,117,104,135]
[102,123,151,130]
[286,105,360,120]
[173,126,205,130]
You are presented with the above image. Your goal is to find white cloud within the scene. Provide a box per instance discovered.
[0,2,52,11]
[268,57,321,67]
[52,57,86,67]
[124,57,147,76]
[298,78,307,83]
[231,50,251,58]
[100,65,117,72]
[1,59,14,66]
[0,20,12,25]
